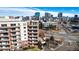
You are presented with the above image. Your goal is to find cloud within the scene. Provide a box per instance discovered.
[0,7,77,17]
[71,10,75,12]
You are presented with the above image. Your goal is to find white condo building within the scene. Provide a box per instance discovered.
[0,16,39,51]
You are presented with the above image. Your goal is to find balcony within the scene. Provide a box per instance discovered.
[0,47,10,50]
[30,38,38,40]
[31,41,38,44]
[0,26,8,29]
[0,35,9,38]
[9,26,20,28]
[0,30,8,33]
[0,43,10,45]
[10,29,20,32]
[28,25,38,27]
[28,31,38,34]
[11,38,20,40]
[0,26,20,29]
[10,34,20,36]
[29,35,38,37]
[28,32,38,34]
[0,39,9,42]
[28,28,37,31]
[12,42,17,44]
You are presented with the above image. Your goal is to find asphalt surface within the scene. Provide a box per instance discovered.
[43,24,79,51]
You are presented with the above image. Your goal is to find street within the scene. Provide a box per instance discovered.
[43,23,79,51]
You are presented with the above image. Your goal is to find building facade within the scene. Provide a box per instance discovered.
[27,20,39,44]
[0,21,28,51]
[0,16,39,51]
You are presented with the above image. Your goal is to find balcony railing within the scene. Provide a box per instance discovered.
[10,34,20,36]
[0,26,8,29]
[0,43,10,45]
[0,39,9,42]
[29,35,38,37]
[28,28,37,30]
[0,47,10,50]
[0,35,9,37]
[28,32,38,34]
[11,42,17,44]
[28,25,38,27]
[11,38,20,40]
[10,30,20,32]
[0,26,20,29]
[0,30,8,33]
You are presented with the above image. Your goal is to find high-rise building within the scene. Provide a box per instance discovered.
[34,12,40,20]
[74,15,78,18]
[58,12,63,18]
[51,15,53,18]
[35,12,40,17]
[45,13,51,18]
[45,12,51,21]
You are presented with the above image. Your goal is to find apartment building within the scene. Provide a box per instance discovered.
[0,16,39,51]
[0,16,28,51]
[27,20,39,44]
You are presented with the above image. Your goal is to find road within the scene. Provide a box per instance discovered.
[43,23,79,51]
[54,24,79,51]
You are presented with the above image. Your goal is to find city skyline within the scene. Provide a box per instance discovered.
[0,7,79,17]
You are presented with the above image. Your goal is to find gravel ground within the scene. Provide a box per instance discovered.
[55,41,79,51]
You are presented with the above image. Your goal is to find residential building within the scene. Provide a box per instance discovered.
[0,16,27,51]
[0,16,39,51]
[22,16,30,21]
[27,20,39,44]
[0,21,28,51]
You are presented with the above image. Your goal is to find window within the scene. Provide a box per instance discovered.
[24,30,26,32]
[3,33,8,35]
[12,36,16,38]
[11,24,16,26]
[11,28,16,30]
[24,37,26,39]
[18,23,20,25]
[24,34,26,36]
[33,26,37,28]
[1,24,7,27]
[13,40,17,42]
[14,44,17,46]
[24,27,26,29]
[12,32,16,34]
[33,22,37,25]
[17,27,20,29]
[33,30,37,32]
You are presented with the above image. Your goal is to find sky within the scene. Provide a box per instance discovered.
[0,7,79,17]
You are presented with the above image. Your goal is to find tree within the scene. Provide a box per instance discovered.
[50,36,54,41]
[46,39,50,49]
[38,41,42,50]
